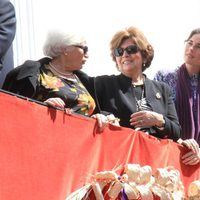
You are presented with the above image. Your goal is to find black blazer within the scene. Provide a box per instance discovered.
[2,57,51,97]
[93,74,181,141]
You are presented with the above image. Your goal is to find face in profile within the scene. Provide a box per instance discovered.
[64,43,89,70]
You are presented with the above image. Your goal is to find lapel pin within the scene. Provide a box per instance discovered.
[156,92,161,99]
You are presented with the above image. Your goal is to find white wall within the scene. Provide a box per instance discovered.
[12,0,200,78]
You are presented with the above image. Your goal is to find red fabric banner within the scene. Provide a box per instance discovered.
[0,91,199,200]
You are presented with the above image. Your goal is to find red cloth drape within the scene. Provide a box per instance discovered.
[0,91,199,200]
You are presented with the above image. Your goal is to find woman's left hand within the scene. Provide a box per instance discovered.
[130,111,164,128]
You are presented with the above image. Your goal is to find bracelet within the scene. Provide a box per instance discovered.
[106,115,120,124]
[155,118,165,129]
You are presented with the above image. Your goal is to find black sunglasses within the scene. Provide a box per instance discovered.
[74,45,88,54]
[113,45,138,57]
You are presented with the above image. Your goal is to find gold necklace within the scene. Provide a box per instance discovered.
[132,80,144,88]
[131,75,145,87]
[49,62,73,76]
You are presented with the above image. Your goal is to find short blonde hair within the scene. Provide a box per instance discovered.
[43,30,86,58]
[110,26,154,71]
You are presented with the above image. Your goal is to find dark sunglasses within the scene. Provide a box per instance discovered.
[113,45,138,57]
[74,45,88,54]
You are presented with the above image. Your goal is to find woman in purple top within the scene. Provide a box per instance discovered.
[154,28,200,165]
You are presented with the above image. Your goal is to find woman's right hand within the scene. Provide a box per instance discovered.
[181,151,200,165]
[178,139,199,154]
[44,97,66,108]
[91,113,109,132]
[178,139,200,165]
[91,114,120,133]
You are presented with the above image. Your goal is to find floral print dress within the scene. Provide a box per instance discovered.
[34,64,96,116]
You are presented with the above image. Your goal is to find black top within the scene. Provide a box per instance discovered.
[91,74,181,141]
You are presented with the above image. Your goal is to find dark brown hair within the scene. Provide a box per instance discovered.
[186,28,200,41]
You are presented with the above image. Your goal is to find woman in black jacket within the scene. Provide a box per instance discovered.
[92,26,181,141]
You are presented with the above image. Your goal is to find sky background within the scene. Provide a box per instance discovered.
[13,0,200,78]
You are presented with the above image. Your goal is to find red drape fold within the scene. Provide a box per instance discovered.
[0,91,199,200]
